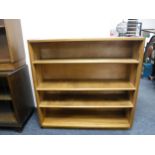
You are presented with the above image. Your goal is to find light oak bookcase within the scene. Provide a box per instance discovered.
[28,38,144,129]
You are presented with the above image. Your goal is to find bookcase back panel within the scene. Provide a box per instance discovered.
[39,91,130,101]
[31,41,140,59]
[0,28,10,62]
[0,101,14,115]
[0,77,10,95]
[37,64,132,80]
[43,108,128,119]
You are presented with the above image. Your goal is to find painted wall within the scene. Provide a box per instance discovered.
[20,19,155,106]
[140,19,155,29]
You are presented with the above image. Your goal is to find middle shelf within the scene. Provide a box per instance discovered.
[33,58,139,64]
[38,91,134,109]
[39,100,133,108]
[36,81,136,91]
[34,63,137,91]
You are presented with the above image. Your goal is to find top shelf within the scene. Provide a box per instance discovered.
[28,37,145,43]
[29,39,144,61]
[33,59,139,64]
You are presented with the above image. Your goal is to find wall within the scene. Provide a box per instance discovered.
[22,19,155,66]
[21,18,122,106]
[140,19,155,29]
[20,19,155,106]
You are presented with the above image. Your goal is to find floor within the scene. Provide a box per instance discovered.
[0,78,155,135]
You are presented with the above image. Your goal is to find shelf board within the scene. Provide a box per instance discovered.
[0,94,12,101]
[42,116,130,128]
[0,112,17,125]
[37,81,136,91]
[28,37,144,43]
[39,100,133,109]
[0,103,17,126]
[33,59,139,64]
[0,25,5,28]
[0,59,10,63]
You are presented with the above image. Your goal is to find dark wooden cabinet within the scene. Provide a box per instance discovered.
[0,64,34,128]
[0,19,34,130]
[0,19,25,71]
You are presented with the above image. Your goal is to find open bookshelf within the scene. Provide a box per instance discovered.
[0,77,16,126]
[0,19,25,71]
[0,65,34,128]
[28,38,144,128]
[0,101,17,126]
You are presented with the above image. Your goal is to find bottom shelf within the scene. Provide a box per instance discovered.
[0,94,12,101]
[0,59,25,71]
[42,109,130,128]
[0,101,17,126]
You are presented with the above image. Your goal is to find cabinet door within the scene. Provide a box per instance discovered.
[0,74,18,127]
[4,19,25,62]
[8,65,34,124]
[0,20,10,63]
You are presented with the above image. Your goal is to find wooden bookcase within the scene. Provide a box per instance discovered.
[0,65,34,128]
[0,19,25,71]
[28,38,144,129]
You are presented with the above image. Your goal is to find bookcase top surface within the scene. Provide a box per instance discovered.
[28,37,145,43]
[0,65,26,77]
